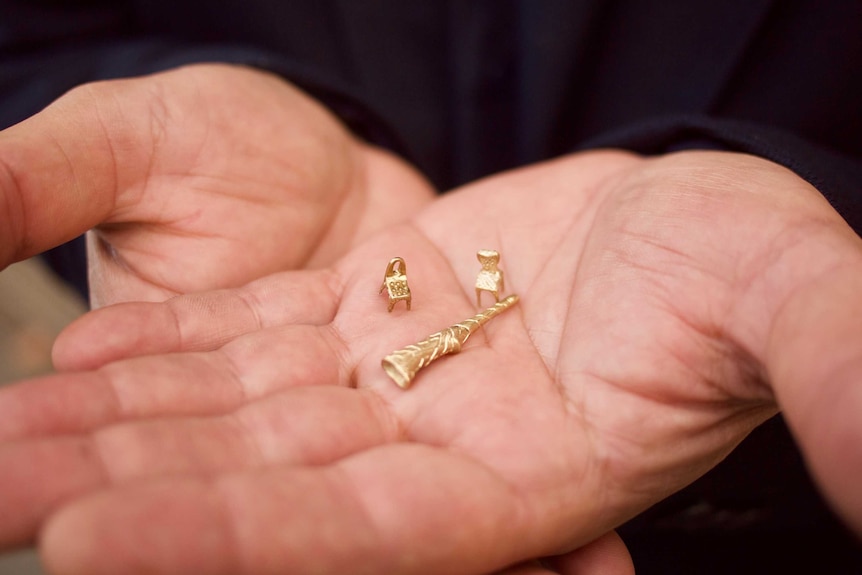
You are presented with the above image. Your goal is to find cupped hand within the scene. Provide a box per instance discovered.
[0,63,433,306]
[2,150,861,574]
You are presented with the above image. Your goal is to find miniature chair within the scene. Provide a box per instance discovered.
[380,257,412,312]
[475,249,504,307]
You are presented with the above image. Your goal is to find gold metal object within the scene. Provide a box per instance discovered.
[381,294,519,389]
[475,249,505,307]
[379,257,411,312]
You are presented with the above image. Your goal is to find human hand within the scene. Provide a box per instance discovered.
[2,150,861,574]
[0,64,433,306]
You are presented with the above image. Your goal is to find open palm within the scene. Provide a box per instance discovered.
[2,150,861,574]
[0,64,433,306]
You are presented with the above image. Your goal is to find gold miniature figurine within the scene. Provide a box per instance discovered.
[475,249,505,307]
[380,257,412,312]
[381,294,519,389]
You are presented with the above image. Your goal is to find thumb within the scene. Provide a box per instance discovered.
[0,78,152,267]
[766,241,862,535]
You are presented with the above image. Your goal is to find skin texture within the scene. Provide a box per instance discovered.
[1,64,861,574]
[0,64,434,306]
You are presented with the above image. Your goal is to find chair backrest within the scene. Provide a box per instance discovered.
[384,257,410,298]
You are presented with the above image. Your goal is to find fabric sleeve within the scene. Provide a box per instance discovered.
[1,42,407,153]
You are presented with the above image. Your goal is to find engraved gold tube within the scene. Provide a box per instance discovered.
[381,294,519,389]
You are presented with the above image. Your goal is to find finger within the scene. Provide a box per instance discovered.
[0,355,234,442]
[41,445,571,575]
[545,531,634,575]
[0,386,395,549]
[0,324,348,441]
[82,386,398,481]
[766,258,862,535]
[53,269,342,371]
[0,438,105,549]
[0,80,144,266]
